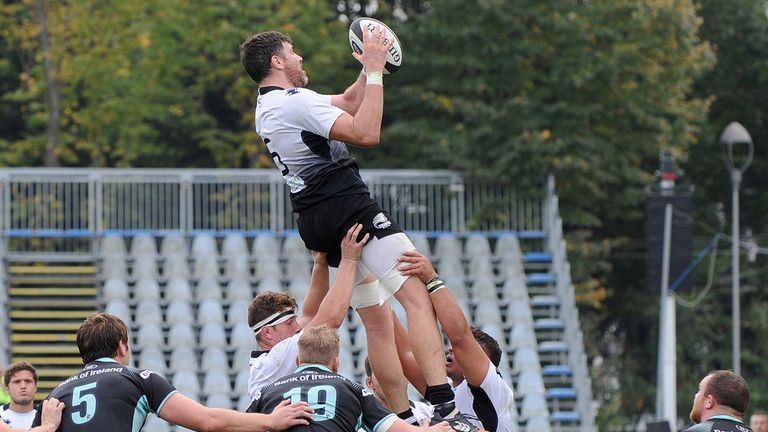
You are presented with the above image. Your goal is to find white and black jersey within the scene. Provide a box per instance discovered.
[255,86,370,212]
[248,331,302,400]
[0,404,37,429]
[248,364,397,432]
[454,360,516,432]
[32,358,178,432]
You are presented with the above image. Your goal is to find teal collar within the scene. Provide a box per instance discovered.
[295,364,333,373]
[708,415,743,423]
[95,358,118,363]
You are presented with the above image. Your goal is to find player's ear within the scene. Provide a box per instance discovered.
[331,356,339,373]
[295,356,300,367]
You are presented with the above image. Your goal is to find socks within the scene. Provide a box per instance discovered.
[397,409,418,425]
[424,383,454,406]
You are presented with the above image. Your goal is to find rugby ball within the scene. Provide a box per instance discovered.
[348,17,403,74]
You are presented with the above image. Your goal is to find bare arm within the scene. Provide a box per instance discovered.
[25,398,65,432]
[160,393,312,432]
[328,25,393,148]
[331,71,366,115]
[305,224,369,330]
[392,308,428,395]
[398,250,491,387]
[387,418,454,432]
[298,251,330,328]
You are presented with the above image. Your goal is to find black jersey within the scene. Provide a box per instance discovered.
[247,364,397,432]
[683,417,752,432]
[255,86,370,212]
[32,358,178,432]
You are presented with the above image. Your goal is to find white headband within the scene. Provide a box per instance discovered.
[251,308,297,335]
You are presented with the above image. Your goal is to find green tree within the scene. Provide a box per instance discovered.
[367,0,714,427]
[0,0,352,168]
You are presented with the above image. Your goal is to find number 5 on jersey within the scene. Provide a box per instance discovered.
[71,382,98,424]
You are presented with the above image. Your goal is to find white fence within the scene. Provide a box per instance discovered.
[0,169,543,238]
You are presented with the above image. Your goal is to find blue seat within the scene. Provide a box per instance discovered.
[551,411,581,423]
[546,387,576,399]
[527,273,555,285]
[524,252,552,263]
[542,365,573,377]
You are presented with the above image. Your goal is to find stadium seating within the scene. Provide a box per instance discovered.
[86,227,594,431]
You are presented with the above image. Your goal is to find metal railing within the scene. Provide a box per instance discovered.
[0,168,542,238]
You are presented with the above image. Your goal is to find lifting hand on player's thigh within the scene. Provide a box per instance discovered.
[341,223,370,262]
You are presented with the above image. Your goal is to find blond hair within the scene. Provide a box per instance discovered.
[298,325,339,367]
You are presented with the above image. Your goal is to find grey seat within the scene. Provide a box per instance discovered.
[160,234,187,258]
[103,277,129,302]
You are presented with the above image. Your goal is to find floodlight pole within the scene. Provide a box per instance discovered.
[720,121,754,376]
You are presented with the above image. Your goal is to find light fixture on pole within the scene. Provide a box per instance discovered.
[720,121,754,376]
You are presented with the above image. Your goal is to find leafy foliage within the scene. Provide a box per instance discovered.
[1,0,767,429]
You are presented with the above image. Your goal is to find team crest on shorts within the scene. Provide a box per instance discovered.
[372,212,391,229]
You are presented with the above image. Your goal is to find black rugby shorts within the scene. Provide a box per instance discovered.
[297,193,402,267]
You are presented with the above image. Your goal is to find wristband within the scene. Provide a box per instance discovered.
[366,71,383,86]
[426,276,445,295]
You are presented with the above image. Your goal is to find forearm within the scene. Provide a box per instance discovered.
[349,82,384,147]
[430,289,473,348]
[310,257,357,327]
[205,408,273,432]
[300,260,331,325]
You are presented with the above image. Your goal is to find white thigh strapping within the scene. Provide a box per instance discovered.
[351,279,395,309]
[360,233,415,293]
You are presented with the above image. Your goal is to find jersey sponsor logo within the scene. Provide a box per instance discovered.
[451,421,472,432]
[372,212,391,229]
[140,370,154,379]
[84,364,98,370]
[287,89,300,95]
[253,390,262,401]
[361,388,373,397]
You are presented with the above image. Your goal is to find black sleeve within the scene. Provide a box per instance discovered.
[30,402,44,427]
[245,398,262,413]
[134,369,179,413]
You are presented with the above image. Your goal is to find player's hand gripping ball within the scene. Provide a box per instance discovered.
[348,17,403,74]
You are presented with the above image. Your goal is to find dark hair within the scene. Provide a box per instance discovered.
[471,326,502,368]
[705,370,750,414]
[248,291,298,341]
[240,31,292,83]
[4,361,37,386]
[76,313,130,363]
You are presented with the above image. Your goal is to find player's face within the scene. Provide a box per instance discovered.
[279,42,308,88]
[689,374,711,423]
[751,415,768,432]
[270,315,301,343]
[445,347,464,382]
[7,370,36,406]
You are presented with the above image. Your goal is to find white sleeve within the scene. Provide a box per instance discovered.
[478,359,514,400]
[247,332,302,400]
[282,89,345,138]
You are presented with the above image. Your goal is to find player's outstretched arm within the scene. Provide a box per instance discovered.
[306,223,369,330]
[23,398,65,432]
[387,418,455,432]
[329,25,393,148]
[398,250,491,387]
[298,250,330,328]
[160,393,312,432]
